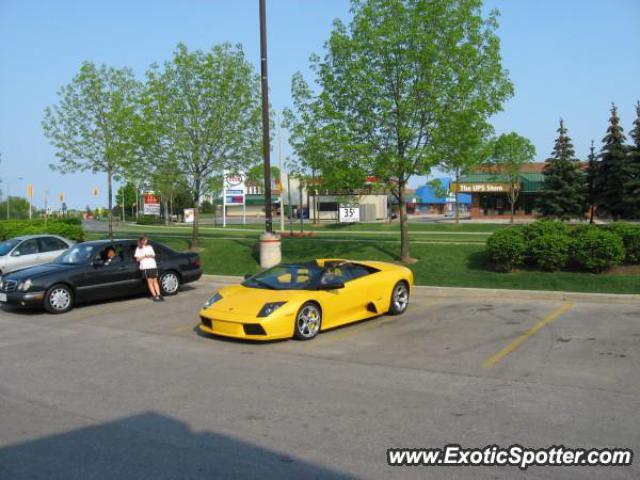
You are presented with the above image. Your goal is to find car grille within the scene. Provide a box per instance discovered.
[0,279,17,293]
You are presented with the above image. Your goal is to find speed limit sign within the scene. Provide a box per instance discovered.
[339,206,360,223]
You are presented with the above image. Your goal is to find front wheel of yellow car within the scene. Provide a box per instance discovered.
[388,281,409,315]
[294,302,322,340]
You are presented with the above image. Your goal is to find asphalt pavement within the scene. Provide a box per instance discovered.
[0,280,639,479]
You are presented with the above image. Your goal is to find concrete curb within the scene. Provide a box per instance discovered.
[199,274,640,305]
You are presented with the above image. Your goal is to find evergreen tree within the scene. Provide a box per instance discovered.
[596,103,629,219]
[586,140,598,224]
[625,101,640,218]
[537,119,587,220]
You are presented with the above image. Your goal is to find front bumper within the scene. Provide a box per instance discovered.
[0,290,46,308]
[198,309,293,341]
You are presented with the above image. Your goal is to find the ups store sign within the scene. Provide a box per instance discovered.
[450,182,516,193]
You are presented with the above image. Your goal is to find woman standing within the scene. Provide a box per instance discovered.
[134,235,162,301]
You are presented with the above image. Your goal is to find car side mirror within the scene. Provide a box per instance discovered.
[11,250,20,257]
[319,279,345,290]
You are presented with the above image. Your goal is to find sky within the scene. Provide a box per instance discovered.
[0,0,639,210]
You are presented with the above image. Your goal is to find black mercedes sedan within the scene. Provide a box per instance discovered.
[0,239,202,313]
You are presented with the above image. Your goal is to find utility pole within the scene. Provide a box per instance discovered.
[258,0,281,268]
[259,0,272,234]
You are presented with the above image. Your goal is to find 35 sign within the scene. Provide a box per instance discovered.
[339,206,360,223]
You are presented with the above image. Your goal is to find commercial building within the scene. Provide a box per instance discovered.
[413,178,471,216]
[452,163,545,219]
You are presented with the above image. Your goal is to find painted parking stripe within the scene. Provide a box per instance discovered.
[482,302,574,368]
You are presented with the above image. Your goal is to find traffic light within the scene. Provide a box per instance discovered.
[59,192,65,202]
[92,187,99,196]
[26,184,33,198]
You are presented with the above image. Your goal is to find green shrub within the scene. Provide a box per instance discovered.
[573,226,625,273]
[528,232,574,271]
[136,215,161,225]
[523,220,570,250]
[606,222,640,264]
[0,219,85,242]
[485,228,526,272]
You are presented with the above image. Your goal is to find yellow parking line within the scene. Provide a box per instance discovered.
[482,302,574,368]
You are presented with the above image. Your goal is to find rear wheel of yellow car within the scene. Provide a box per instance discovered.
[294,302,322,340]
[388,281,409,315]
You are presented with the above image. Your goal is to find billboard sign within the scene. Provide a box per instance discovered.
[223,172,245,206]
[142,192,161,215]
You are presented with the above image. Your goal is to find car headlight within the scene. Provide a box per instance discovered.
[18,279,32,291]
[257,302,287,317]
[203,292,222,308]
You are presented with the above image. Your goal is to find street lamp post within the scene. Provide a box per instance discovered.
[258,0,281,268]
[6,176,24,219]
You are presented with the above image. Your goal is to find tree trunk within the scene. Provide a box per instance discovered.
[107,168,113,240]
[398,181,411,262]
[299,178,304,233]
[455,169,460,224]
[192,180,200,249]
[164,198,169,226]
[509,184,516,224]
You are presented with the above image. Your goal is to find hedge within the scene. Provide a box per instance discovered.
[485,228,526,272]
[606,222,640,264]
[0,219,85,242]
[529,232,574,271]
[574,226,625,273]
[486,220,634,274]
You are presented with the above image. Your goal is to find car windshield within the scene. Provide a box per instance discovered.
[0,238,21,256]
[54,244,96,265]
[243,263,322,290]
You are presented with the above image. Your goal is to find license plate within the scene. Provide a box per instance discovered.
[0,293,6,302]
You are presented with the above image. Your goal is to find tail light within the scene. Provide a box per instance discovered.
[194,256,201,268]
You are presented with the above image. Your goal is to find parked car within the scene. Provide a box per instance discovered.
[0,235,74,275]
[199,258,413,341]
[0,239,202,313]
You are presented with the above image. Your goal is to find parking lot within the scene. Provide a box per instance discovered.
[1,279,639,479]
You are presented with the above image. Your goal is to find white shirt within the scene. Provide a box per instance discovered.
[134,245,157,270]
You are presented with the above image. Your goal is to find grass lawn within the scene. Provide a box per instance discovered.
[95,226,640,295]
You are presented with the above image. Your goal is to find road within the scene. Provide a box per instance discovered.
[1,280,639,479]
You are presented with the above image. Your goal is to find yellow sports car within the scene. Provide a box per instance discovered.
[199,259,414,341]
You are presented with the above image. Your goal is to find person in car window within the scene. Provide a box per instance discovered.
[134,235,162,302]
[103,246,120,266]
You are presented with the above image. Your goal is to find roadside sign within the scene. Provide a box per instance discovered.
[339,206,360,223]
[184,208,194,223]
[142,191,161,216]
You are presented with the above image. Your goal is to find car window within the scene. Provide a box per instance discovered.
[38,237,68,253]
[0,238,20,256]
[15,239,39,255]
[97,244,126,264]
[244,263,322,290]
[344,263,372,281]
[55,245,95,264]
[151,242,172,259]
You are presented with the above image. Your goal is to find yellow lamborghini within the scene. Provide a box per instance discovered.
[198,259,414,341]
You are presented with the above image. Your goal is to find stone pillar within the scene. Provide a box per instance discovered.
[260,232,281,268]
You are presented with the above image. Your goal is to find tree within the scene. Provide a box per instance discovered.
[285,0,512,261]
[596,103,629,220]
[43,62,141,239]
[537,119,587,220]
[586,140,598,224]
[115,181,137,218]
[489,132,536,224]
[140,43,262,248]
[0,196,30,219]
[625,101,640,218]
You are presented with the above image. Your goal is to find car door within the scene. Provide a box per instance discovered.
[37,237,70,263]
[8,238,42,272]
[78,243,143,301]
[318,263,381,329]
